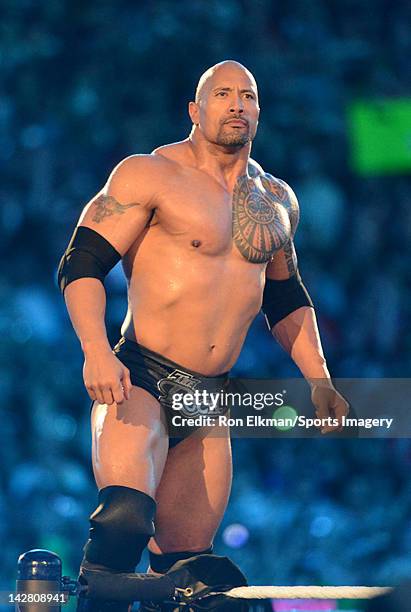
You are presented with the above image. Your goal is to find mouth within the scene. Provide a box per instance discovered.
[224,119,248,128]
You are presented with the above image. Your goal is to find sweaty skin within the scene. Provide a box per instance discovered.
[119,152,296,375]
[62,62,348,562]
[64,61,347,420]
[70,62,298,377]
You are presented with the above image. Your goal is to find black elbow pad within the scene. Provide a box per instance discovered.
[262,270,314,329]
[57,226,121,294]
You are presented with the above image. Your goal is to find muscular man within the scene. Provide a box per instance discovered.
[58,61,349,610]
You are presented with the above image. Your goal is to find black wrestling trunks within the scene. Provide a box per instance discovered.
[112,337,230,446]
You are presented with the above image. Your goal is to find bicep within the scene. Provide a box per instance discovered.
[77,156,155,255]
[265,239,298,280]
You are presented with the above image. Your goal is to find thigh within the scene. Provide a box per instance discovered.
[91,386,168,497]
[150,426,232,552]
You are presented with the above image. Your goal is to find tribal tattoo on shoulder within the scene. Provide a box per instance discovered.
[232,174,296,264]
[260,174,300,236]
[91,194,141,223]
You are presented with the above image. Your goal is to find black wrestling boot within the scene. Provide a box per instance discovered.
[76,486,159,612]
[76,561,131,612]
[138,548,214,612]
[138,554,248,612]
[75,559,174,612]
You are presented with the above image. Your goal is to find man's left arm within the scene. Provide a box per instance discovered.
[262,187,349,433]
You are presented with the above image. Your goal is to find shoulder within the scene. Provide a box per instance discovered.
[106,153,177,198]
[262,173,298,205]
[259,170,300,235]
[101,154,173,208]
[248,159,297,200]
[109,153,171,179]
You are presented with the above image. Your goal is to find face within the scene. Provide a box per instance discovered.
[191,65,260,149]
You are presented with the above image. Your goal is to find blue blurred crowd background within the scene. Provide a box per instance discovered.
[1,0,411,608]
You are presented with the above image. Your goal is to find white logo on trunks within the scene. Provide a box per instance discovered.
[158,369,198,392]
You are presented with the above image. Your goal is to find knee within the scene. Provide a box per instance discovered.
[83,485,156,571]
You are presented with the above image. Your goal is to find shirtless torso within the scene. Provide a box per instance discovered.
[91,143,299,375]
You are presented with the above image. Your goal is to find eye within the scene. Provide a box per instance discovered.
[244,93,255,100]
[216,91,227,97]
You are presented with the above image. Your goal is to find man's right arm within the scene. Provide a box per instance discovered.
[58,155,156,405]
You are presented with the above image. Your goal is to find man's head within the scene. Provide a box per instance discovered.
[189,60,260,149]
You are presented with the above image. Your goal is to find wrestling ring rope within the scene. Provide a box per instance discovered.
[215,584,392,599]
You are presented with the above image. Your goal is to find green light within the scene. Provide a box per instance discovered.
[272,405,298,431]
[347,97,411,175]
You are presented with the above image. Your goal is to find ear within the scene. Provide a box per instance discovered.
[188,101,200,126]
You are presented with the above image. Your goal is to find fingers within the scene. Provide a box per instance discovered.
[104,368,133,405]
[99,385,115,406]
[121,367,133,401]
[313,394,334,434]
[83,358,133,406]
[317,396,349,435]
[314,396,329,420]
[333,396,350,432]
[111,382,125,405]
[313,387,347,434]
[84,381,114,405]
[85,373,133,406]
[86,386,97,402]
[320,421,338,435]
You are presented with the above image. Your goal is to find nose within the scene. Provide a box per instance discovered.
[229,94,244,114]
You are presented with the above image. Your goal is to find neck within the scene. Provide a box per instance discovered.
[188,127,251,189]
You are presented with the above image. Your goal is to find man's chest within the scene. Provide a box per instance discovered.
[153,173,295,263]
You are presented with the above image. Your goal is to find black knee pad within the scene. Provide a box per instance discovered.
[149,547,213,574]
[83,485,156,571]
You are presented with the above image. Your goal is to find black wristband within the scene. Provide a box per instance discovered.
[57,226,121,294]
[262,271,314,329]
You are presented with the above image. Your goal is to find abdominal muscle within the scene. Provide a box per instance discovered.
[121,249,265,375]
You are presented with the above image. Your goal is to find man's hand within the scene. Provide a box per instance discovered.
[83,346,132,405]
[310,382,350,434]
